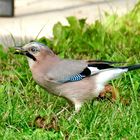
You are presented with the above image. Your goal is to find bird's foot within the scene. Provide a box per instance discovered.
[56,105,70,117]
[67,102,82,121]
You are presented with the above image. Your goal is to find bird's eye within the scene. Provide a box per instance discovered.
[30,47,38,53]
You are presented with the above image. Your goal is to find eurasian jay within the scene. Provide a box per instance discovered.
[15,42,140,112]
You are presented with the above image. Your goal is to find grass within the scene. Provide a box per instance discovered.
[0,2,140,140]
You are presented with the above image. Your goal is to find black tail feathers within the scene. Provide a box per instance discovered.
[120,64,140,71]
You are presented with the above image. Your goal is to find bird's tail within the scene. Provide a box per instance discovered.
[119,64,140,71]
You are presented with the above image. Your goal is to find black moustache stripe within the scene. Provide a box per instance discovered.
[25,52,36,61]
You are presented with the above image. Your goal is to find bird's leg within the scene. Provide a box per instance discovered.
[56,100,82,120]
[55,99,74,117]
[99,84,119,100]
[68,102,82,121]
[74,102,82,112]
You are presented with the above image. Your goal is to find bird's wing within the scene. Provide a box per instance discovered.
[46,59,124,83]
[46,59,87,83]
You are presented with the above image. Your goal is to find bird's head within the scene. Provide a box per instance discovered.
[15,42,55,67]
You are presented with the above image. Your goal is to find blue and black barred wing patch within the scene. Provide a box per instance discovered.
[68,74,85,82]
[63,67,99,82]
[65,67,99,82]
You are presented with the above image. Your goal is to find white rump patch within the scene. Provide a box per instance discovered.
[95,68,128,84]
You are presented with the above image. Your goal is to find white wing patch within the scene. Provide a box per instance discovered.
[88,67,99,75]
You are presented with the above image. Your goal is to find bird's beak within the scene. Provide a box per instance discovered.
[14,46,26,55]
[14,46,37,61]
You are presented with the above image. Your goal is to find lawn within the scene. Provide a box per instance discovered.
[0,2,140,140]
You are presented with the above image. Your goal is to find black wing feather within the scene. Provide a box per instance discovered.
[80,60,124,77]
[87,60,126,65]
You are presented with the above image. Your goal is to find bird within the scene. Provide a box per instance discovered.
[14,41,140,112]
